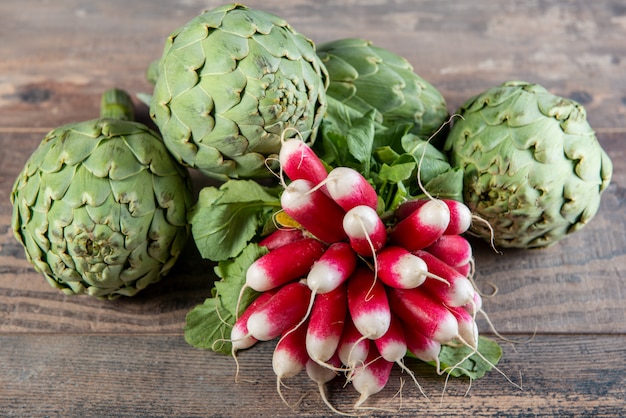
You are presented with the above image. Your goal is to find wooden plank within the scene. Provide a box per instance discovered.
[1,334,624,417]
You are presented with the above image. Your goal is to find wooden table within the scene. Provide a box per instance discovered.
[1,1,624,416]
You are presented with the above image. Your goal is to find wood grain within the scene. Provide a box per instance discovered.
[1,0,624,416]
[1,335,624,417]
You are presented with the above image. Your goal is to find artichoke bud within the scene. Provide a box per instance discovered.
[317,38,450,141]
[149,3,329,180]
[10,88,195,299]
[444,81,613,249]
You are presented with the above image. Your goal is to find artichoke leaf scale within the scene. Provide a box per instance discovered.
[151,174,191,226]
[196,68,247,114]
[161,55,200,99]
[193,144,235,174]
[146,209,179,263]
[46,126,99,167]
[62,165,111,208]
[253,26,303,61]
[199,30,249,75]
[123,133,183,177]
[219,8,277,37]
[109,170,156,218]
[82,137,145,181]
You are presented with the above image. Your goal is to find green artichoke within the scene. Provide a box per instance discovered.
[317,38,450,139]
[150,3,328,180]
[444,81,613,248]
[11,89,194,299]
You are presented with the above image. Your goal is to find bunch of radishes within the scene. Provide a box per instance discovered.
[231,138,483,412]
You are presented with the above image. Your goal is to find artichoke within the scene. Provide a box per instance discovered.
[317,38,450,139]
[11,89,194,299]
[150,3,328,180]
[444,81,613,248]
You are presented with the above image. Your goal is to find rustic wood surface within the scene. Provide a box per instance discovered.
[1,1,624,416]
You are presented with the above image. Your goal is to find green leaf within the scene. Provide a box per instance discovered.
[188,180,280,261]
[420,167,465,201]
[378,161,416,184]
[184,295,234,354]
[346,110,377,176]
[214,243,268,316]
[436,336,503,380]
[184,243,267,355]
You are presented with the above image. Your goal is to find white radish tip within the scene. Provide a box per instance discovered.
[420,199,451,229]
[343,205,381,238]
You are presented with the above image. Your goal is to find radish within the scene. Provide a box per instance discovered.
[464,291,483,316]
[351,344,395,409]
[306,283,348,365]
[396,198,471,236]
[374,314,407,364]
[347,267,391,340]
[342,205,387,256]
[231,290,278,352]
[305,353,350,416]
[375,246,430,289]
[425,234,473,268]
[281,178,347,243]
[455,261,472,278]
[413,250,475,307]
[441,199,472,235]
[245,238,326,292]
[273,320,310,405]
[279,138,328,187]
[389,198,450,251]
[246,281,312,341]
[337,314,371,370]
[325,166,378,211]
[402,323,442,373]
[258,228,304,250]
[447,305,479,348]
[307,242,358,294]
[375,315,429,399]
[387,287,459,344]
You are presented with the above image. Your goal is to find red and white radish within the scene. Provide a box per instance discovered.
[337,314,371,370]
[447,305,479,348]
[441,199,473,235]
[273,320,310,405]
[374,315,428,399]
[342,205,387,256]
[402,323,442,373]
[258,228,304,251]
[396,198,471,236]
[413,250,475,308]
[307,242,358,294]
[305,354,351,416]
[231,290,278,352]
[245,238,326,292]
[374,314,406,364]
[351,344,395,409]
[375,246,430,289]
[325,166,378,211]
[306,283,348,365]
[281,179,347,244]
[347,267,391,340]
[425,234,473,269]
[387,286,459,344]
[279,138,328,187]
[389,198,450,251]
[246,281,312,341]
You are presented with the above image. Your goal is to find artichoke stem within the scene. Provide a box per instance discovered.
[100,88,135,121]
